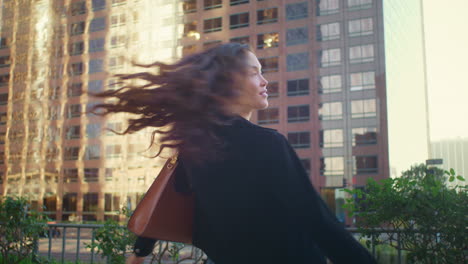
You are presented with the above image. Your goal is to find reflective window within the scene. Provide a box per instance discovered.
[286,27,308,46]
[70,41,84,55]
[257,7,278,25]
[320,156,344,176]
[349,44,374,64]
[71,22,85,35]
[88,80,103,93]
[204,17,222,33]
[67,83,82,97]
[182,45,197,56]
[351,99,377,118]
[319,102,342,120]
[86,123,101,138]
[69,62,83,76]
[230,36,250,45]
[287,78,309,96]
[183,0,197,13]
[108,56,125,69]
[316,0,340,16]
[0,112,5,125]
[287,52,309,72]
[355,155,378,174]
[0,56,10,68]
[349,17,373,37]
[0,37,9,49]
[43,195,57,212]
[66,104,81,119]
[83,192,98,212]
[259,57,279,73]
[348,0,372,10]
[62,193,77,212]
[0,93,8,105]
[287,131,310,148]
[267,82,279,98]
[258,108,279,125]
[203,40,222,50]
[105,193,121,212]
[110,14,126,27]
[63,147,80,161]
[105,122,122,136]
[257,32,279,49]
[183,21,198,37]
[65,125,80,140]
[352,127,377,146]
[0,74,9,86]
[350,71,375,91]
[89,59,103,74]
[230,12,249,29]
[286,2,308,21]
[63,168,78,183]
[84,168,99,182]
[288,105,309,123]
[204,0,222,10]
[90,17,106,32]
[320,74,342,93]
[84,145,100,160]
[106,145,122,158]
[319,48,341,67]
[110,35,126,48]
[47,106,61,121]
[71,1,86,16]
[317,22,340,41]
[92,0,106,11]
[230,0,249,6]
[319,129,344,148]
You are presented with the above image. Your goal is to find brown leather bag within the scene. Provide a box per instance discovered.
[127,155,194,244]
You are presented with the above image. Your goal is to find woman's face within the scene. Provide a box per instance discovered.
[232,51,269,114]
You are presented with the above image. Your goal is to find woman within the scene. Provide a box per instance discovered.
[89,43,376,264]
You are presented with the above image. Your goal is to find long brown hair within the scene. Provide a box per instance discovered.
[87,42,252,166]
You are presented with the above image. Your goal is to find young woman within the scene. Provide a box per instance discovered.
[89,43,377,264]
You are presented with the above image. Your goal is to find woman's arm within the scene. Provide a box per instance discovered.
[260,131,377,264]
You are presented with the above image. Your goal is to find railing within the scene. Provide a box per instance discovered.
[35,224,406,264]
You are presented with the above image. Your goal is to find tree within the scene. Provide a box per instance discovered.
[343,164,467,263]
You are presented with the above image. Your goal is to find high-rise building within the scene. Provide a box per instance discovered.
[430,138,468,187]
[1,0,429,223]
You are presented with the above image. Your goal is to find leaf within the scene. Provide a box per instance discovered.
[450,168,455,176]
[456,175,465,181]
[449,176,455,182]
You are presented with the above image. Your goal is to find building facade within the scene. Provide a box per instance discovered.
[0,0,391,223]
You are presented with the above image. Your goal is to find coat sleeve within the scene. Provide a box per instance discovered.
[260,131,376,264]
[133,236,157,257]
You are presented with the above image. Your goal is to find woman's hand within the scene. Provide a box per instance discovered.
[126,254,146,264]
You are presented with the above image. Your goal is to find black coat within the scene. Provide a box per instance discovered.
[134,115,376,264]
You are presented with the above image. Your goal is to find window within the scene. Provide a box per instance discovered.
[350,71,375,91]
[257,108,279,124]
[319,129,343,148]
[355,155,378,174]
[267,82,279,98]
[108,56,125,69]
[320,157,344,176]
[47,106,61,120]
[204,17,222,33]
[88,80,103,93]
[352,127,377,146]
[105,122,122,136]
[84,169,99,182]
[287,78,309,96]
[257,32,279,49]
[71,1,86,16]
[71,22,85,35]
[348,0,372,10]
[319,48,341,67]
[349,18,373,37]
[128,144,144,160]
[204,0,222,10]
[86,123,101,138]
[259,57,279,73]
[319,102,342,120]
[317,22,340,41]
[69,62,83,76]
[112,0,126,6]
[65,125,80,140]
[288,105,309,123]
[66,104,81,119]
[286,2,308,20]
[92,0,106,11]
[0,74,9,86]
[52,64,64,79]
[89,59,103,74]
[43,195,57,211]
[351,99,376,118]
[0,112,6,125]
[83,192,98,212]
[182,45,197,56]
[0,93,7,105]
[319,75,342,93]
[287,52,309,72]
[0,56,11,68]
[90,17,106,32]
[230,36,249,45]
[203,40,222,50]
[230,12,249,29]
[64,147,80,161]
[350,44,374,64]
[105,168,114,181]
[62,193,77,211]
[230,0,248,5]
[183,21,198,37]
[183,0,197,13]
[110,35,126,48]
[111,14,126,27]
[0,37,9,49]
[317,0,339,16]
[67,83,82,97]
[105,193,121,212]
[301,159,311,175]
[106,145,122,158]
[288,131,310,149]
[286,27,308,46]
[257,8,278,25]
[70,41,84,56]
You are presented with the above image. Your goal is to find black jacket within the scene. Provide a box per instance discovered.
[134,115,376,264]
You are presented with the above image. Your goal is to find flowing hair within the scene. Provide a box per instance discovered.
[87,42,252,166]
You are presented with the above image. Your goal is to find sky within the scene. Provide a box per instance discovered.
[423,0,468,141]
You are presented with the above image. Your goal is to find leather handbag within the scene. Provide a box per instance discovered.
[127,155,194,244]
